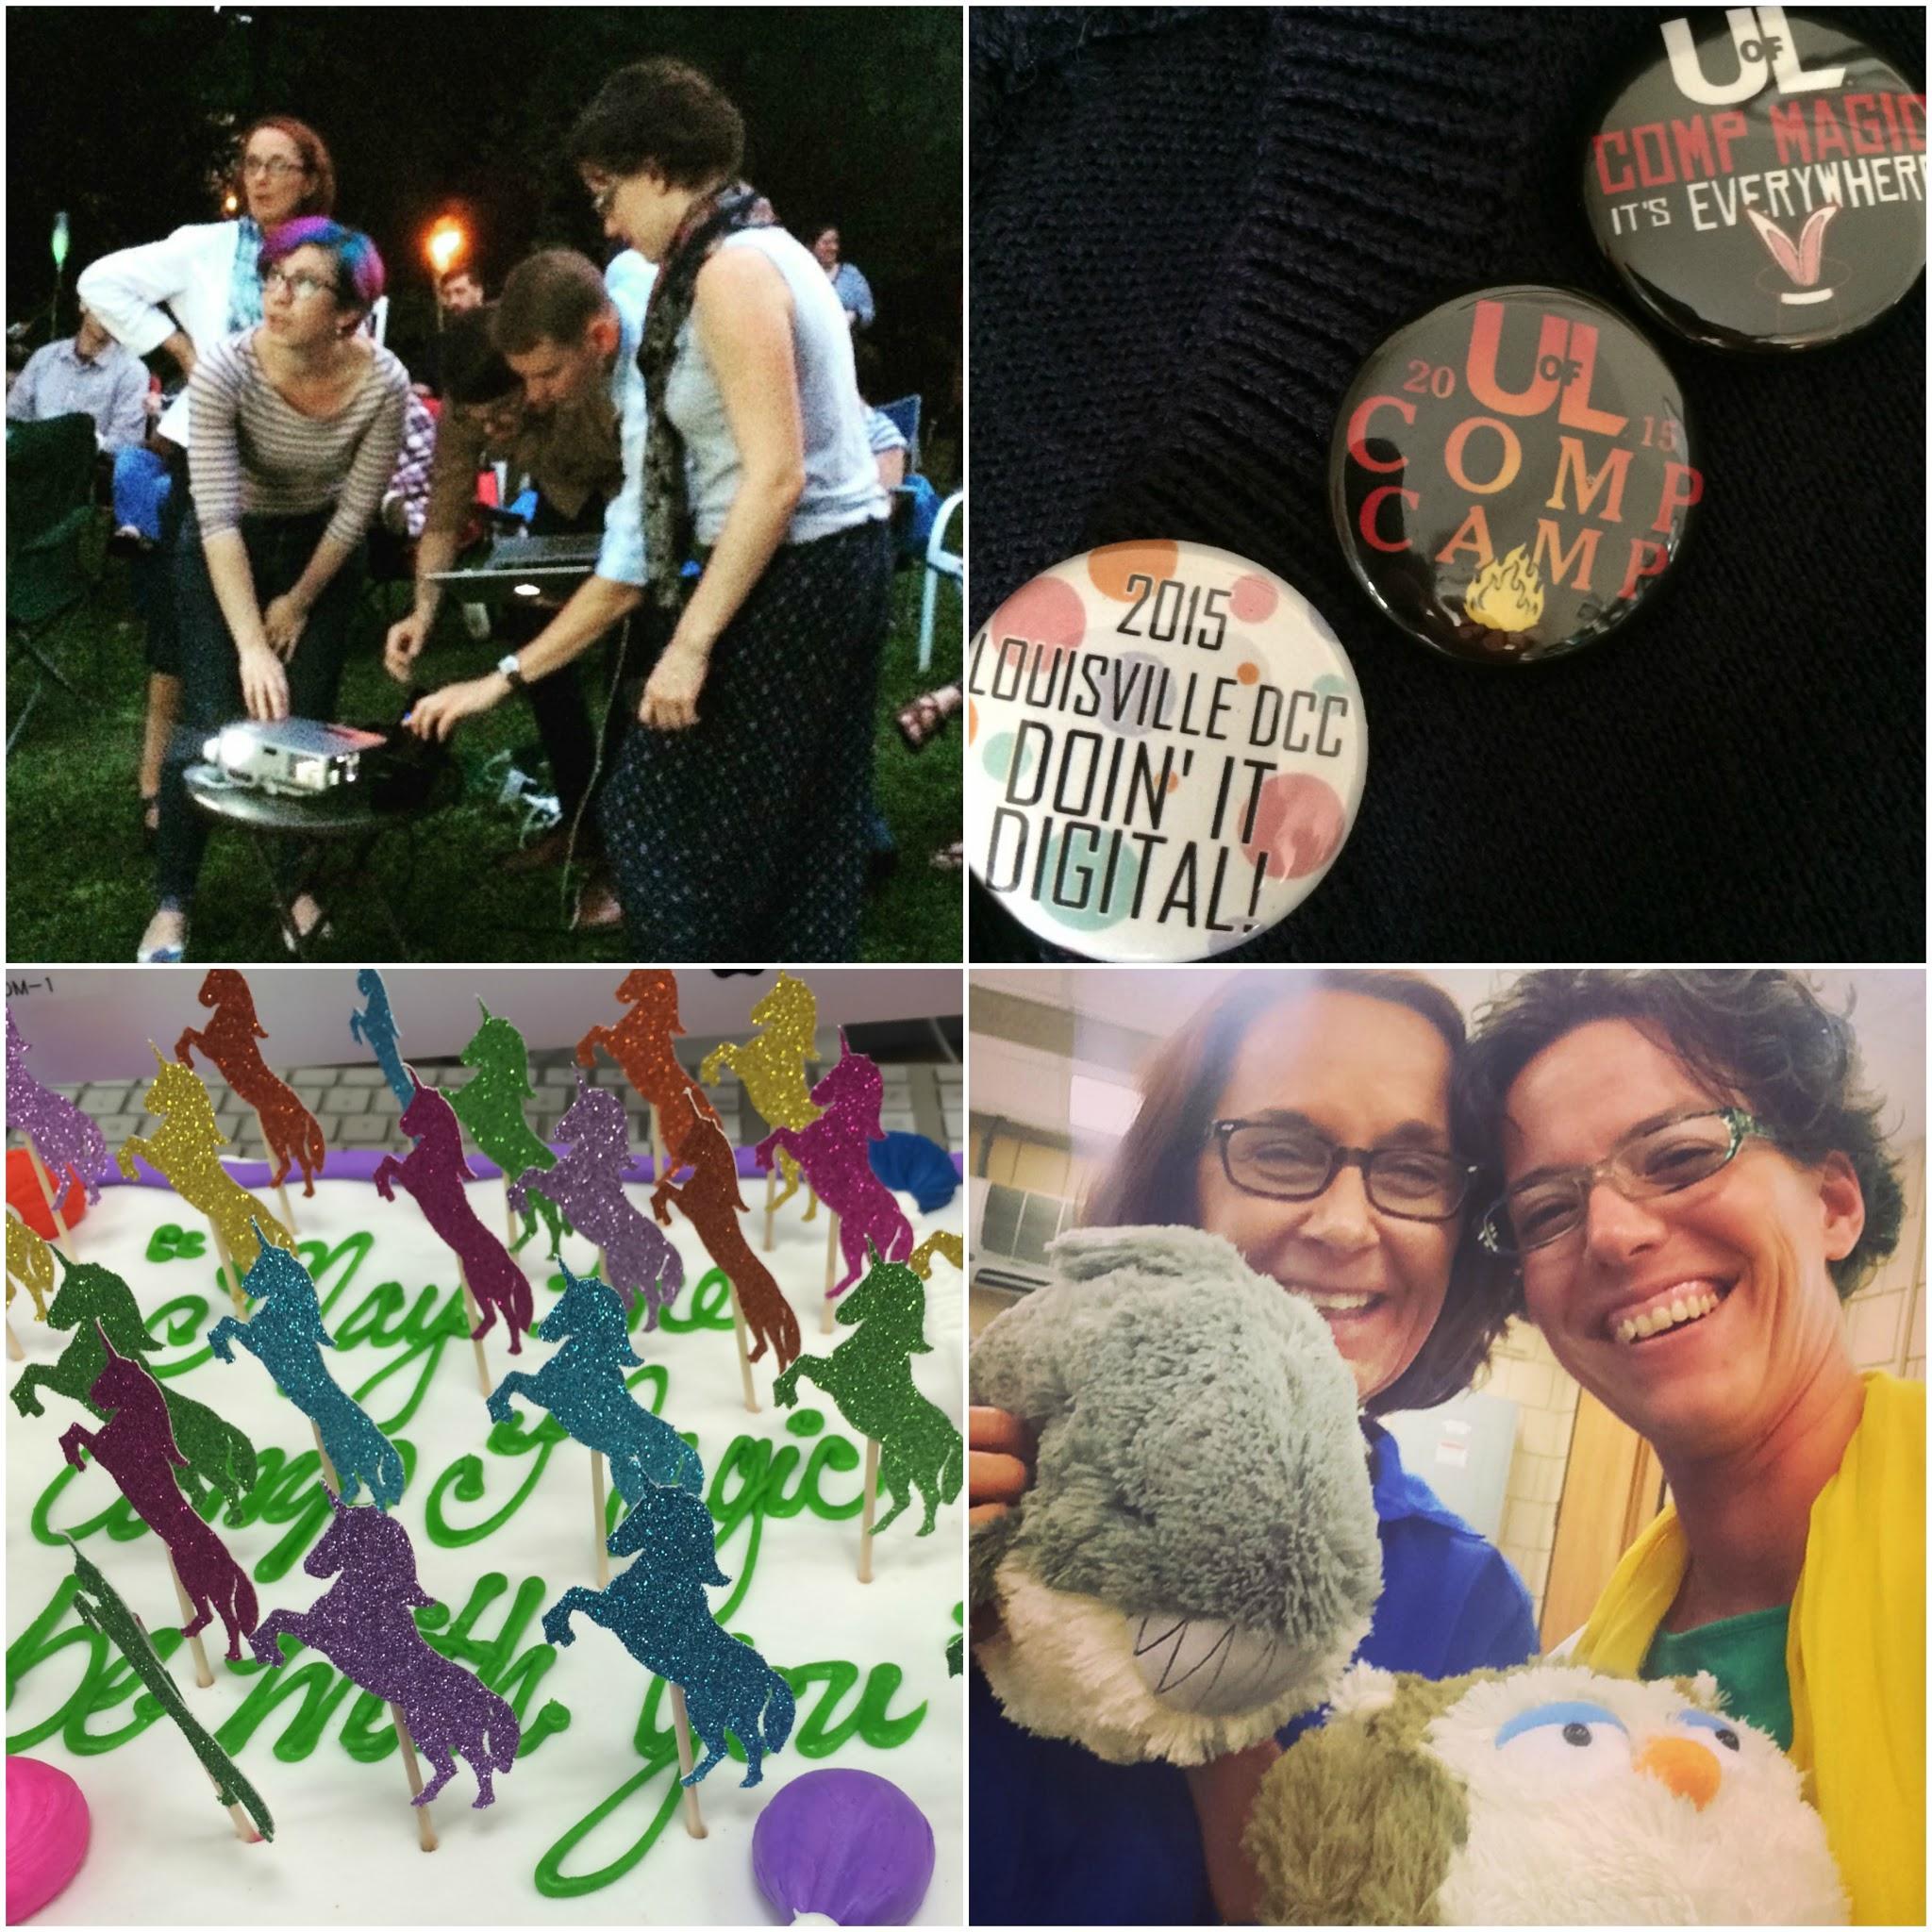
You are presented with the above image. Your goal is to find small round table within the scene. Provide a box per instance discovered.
[183,763,416,959]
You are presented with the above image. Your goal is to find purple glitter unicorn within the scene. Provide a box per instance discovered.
[511,1074,684,1325]
[58,1323,258,1659]
[251,1493,520,1807]
[374,1073,534,1353]
[7,1009,111,1203]
[755,1033,913,1297]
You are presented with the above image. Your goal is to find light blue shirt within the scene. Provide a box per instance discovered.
[595,247,655,588]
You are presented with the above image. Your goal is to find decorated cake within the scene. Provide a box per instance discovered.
[6,974,962,1925]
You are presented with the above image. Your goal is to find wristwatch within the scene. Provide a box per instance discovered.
[496,653,527,692]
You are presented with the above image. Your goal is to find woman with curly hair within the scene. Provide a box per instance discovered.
[1455,970,1923,1925]
[971,972,1537,1924]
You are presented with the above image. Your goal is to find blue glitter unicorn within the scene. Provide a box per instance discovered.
[348,968,413,1113]
[541,1478,796,1788]
[486,1255,701,1500]
[208,1222,405,1509]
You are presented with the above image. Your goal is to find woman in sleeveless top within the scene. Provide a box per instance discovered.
[566,58,893,958]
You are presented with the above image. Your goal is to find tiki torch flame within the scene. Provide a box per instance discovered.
[1463,543,1545,633]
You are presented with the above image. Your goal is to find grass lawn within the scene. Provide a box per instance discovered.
[7,546,961,963]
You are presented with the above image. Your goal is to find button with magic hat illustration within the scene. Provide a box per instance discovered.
[965,541,1367,961]
[1583,7,1926,351]
[1330,286,1703,666]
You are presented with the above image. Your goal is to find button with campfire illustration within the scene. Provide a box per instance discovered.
[1331,286,1703,667]
[1584,8,1925,351]
[966,541,1367,960]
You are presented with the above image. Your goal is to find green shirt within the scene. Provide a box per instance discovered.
[1643,1605,1793,1751]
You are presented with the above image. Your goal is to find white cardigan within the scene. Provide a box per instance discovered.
[76,220,250,447]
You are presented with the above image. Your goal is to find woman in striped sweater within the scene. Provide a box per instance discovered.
[137,218,408,963]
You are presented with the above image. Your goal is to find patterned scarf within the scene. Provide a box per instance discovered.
[227,217,264,332]
[637,182,767,609]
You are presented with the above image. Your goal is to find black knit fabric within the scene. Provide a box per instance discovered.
[970,7,1926,962]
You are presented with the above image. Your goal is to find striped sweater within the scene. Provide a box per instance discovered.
[187,328,410,551]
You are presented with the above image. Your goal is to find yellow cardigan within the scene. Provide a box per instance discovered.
[1573,1373,1924,1926]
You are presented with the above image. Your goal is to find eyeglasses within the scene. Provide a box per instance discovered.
[1478,1108,1773,1257]
[585,176,619,217]
[1207,1118,1475,1223]
[262,265,338,303]
[242,156,308,180]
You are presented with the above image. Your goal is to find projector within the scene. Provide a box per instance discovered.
[200,719,388,797]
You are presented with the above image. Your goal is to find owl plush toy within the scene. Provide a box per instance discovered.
[1245,1659,1848,1924]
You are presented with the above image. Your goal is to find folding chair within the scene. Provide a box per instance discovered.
[918,491,963,674]
[7,412,102,753]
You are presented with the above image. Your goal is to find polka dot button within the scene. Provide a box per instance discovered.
[966,541,1367,960]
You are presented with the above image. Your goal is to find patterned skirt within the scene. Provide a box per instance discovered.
[597,518,892,959]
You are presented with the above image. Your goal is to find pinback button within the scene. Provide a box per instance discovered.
[1584,8,1926,352]
[965,541,1367,962]
[1331,286,1703,666]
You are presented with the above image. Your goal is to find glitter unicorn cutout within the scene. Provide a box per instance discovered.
[756,1033,914,1297]
[13,1257,258,1509]
[349,967,414,1112]
[119,1047,295,1277]
[7,1008,111,1203]
[541,1478,795,1788]
[515,1074,683,1324]
[8,1211,54,1321]
[575,970,721,1166]
[251,1493,521,1807]
[60,1324,259,1658]
[700,973,824,1216]
[451,1001,569,1256]
[487,1254,702,1499]
[773,1246,962,1537]
[651,1088,802,1371]
[208,1224,405,1509]
[175,969,327,1196]
[375,1073,535,1353]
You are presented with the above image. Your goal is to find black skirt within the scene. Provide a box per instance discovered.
[597,518,892,959]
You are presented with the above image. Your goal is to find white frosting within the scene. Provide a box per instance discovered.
[5,1179,963,1924]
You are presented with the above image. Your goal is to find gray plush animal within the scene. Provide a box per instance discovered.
[971,1225,1382,1764]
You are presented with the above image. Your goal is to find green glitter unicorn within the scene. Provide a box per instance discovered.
[449,1002,570,1256]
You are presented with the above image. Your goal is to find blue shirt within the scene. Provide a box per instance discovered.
[594,247,654,587]
[969,1423,1538,1926]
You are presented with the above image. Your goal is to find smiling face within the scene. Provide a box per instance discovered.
[811,225,841,270]
[1500,1019,1863,1459]
[242,125,311,227]
[1195,991,1460,1405]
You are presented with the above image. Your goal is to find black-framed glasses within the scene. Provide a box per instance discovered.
[242,156,308,180]
[1207,1118,1476,1223]
[262,265,338,303]
[585,175,619,218]
[1478,1107,1774,1257]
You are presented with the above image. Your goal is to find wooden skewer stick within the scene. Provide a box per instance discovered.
[25,1145,73,1258]
[504,1176,518,1251]
[455,1261,491,1399]
[310,1420,340,1498]
[390,1704,438,1852]
[763,1162,776,1253]
[667,1684,708,1839]
[209,1225,249,1322]
[7,1317,24,1361]
[822,1211,840,1336]
[858,1436,881,1585]
[649,1104,670,1191]
[724,1276,758,1414]
[133,1611,258,1840]
[591,1450,610,1587]
[166,1548,216,1689]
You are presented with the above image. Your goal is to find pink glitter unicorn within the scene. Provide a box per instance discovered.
[754,1033,913,1298]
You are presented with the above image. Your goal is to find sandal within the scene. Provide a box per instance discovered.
[930,841,964,872]
[279,895,332,955]
[895,684,962,754]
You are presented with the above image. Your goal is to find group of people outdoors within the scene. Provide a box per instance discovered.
[23,58,916,961]
[971,968,1923,1928]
